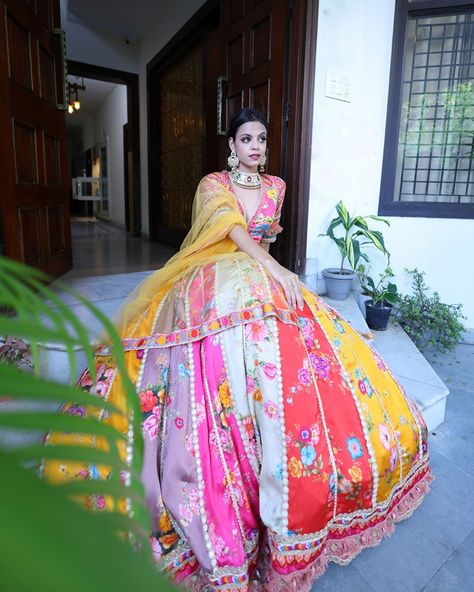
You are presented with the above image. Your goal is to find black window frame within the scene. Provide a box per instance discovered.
[379,0,474,219]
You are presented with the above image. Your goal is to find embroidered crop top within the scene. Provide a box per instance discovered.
[206,171,286,244]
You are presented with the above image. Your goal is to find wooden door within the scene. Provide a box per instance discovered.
[157,41,205,245]
[0,0,72,277]
[211,0,288,173]
[146,0,312,272]
[148,31,209,247]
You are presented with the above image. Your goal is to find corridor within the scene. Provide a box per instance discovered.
[64,219,176,279]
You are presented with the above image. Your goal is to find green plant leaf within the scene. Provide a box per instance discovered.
[332,236,345,251]
[351,239,361,269]
[0,317,85,353]
[384,292,398,305]
[0,365,122,415]
[325,216,342,239]
[0,255,152,577]
[0,451,177,592]
[366,215,390,226]
[0,259,96,382]
[357,229,387,254]
[366,276,376,290]
[336,201,351,230]
[345,236,355,269]
[55,477,147,505]
[353,216,369,230]
[395,268,466,351]
[0,413,126,447]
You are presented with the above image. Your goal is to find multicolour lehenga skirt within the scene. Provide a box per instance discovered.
[44,254,432,591]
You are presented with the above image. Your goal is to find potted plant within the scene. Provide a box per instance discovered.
[357,265,398,331]
[320,201,390,300]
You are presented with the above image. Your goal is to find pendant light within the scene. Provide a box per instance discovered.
[67,77,86,114]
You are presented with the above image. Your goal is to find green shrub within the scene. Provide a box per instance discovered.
[394,268,466,352]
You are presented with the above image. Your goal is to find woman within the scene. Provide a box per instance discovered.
[44,108,431,591]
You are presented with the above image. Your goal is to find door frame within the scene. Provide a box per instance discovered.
[146,0,318,272]
[68,60,141,236]
[0,0,73,276]
[279,0,319,274]
[123,122,130,230]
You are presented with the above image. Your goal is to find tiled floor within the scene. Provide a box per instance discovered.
[66,219,176,278]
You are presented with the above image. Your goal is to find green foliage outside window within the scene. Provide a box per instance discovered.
[400,82,474,159]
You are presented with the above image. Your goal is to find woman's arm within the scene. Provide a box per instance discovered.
[229,225,303,310]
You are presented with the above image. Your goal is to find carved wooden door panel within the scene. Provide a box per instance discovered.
[148,38,205,247]
[0,0,72,277]
[213,0,288,173]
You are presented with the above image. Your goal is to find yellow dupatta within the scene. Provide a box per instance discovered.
[42,177,246,493]
[116,175,247,339]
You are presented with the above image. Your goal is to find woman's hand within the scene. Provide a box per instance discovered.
[264,260,304,311]
[228,225,304,311]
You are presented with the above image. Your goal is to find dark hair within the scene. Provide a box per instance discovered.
[226,107,268,142]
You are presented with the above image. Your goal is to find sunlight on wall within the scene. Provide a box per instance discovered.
[307,0,474,329]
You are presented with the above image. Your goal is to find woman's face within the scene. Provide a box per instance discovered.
[229,121,267,173]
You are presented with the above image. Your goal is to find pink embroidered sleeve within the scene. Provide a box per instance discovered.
[261,179,286,244]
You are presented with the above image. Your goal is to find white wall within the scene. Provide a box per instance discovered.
[86,85,128,227]
[73,86,128,227]
[137,0,207,236]
[306,0,474,329]
[60,0,138,72]
[81,114,94,154]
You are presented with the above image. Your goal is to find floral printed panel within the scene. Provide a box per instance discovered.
[197,336,260,567]
[219,316,290,529]
[304,291,428,504]
[41,356,123,513]
[115,257,298,353]
[278,311,373,535]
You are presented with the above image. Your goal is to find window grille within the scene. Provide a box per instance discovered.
[396,11,474,204]
[380,1,474,218]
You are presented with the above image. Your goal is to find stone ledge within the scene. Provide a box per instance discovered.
[49,270,152,307]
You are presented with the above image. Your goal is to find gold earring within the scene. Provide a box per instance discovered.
[227,150,239,171]
[258,153,267,173]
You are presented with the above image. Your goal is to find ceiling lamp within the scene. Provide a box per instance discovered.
[67,78,86,114]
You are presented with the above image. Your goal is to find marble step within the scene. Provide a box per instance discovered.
[323,293,449,431]
[39,270,152,384]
